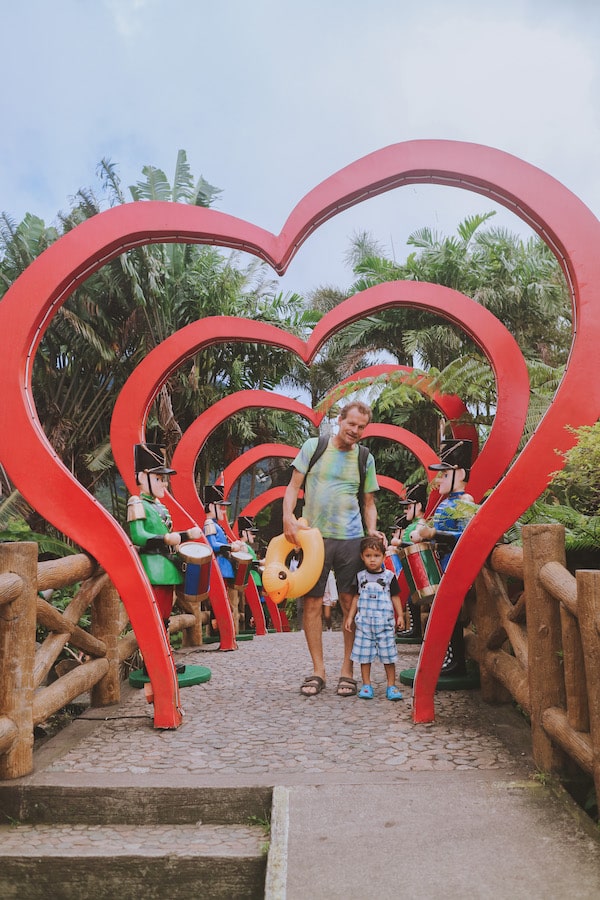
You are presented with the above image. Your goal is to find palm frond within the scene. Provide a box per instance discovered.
[0,490,33,529]
[129,165,172,202]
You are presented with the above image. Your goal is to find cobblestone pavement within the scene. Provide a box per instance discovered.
[34,631,534,783]
[0,822,264,857]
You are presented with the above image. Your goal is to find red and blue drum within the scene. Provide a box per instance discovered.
[231,551,253,590]
[179,542,212,601]
[399,541,443,604]
[386,548,410,610]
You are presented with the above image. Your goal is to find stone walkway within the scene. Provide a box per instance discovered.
[30,631,532,785]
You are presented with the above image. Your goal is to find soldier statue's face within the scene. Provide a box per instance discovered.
[216,501,229,522]
[438,468,466,496]
[139,471,167,498]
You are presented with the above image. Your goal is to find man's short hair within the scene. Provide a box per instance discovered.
[339,401,373,424]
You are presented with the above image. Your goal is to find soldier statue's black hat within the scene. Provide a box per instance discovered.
[237,515,259,533]
[428,439,473,475]
[134,443,176,476]
[398,483,428,509]
[203,483,231,506]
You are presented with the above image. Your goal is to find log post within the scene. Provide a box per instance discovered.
[559,604,588,733]
[90,578,121,708]
[575,570,600,807]
[175,587,204,647]
[0,542,37,779]
[473,567,512,704]
[522,524,566,774]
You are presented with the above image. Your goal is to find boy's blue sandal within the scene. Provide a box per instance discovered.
[386,685,403,701]
[358,684,374,699]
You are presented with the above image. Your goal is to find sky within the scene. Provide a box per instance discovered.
[1,0,600,297]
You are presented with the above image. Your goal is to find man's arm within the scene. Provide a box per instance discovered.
[282,468,306,544]
[362,492,387,546]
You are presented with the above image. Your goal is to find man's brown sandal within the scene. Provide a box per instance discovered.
[336,676,358,697]
[300,675,326,696]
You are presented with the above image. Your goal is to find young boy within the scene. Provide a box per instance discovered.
[345,536,405,700]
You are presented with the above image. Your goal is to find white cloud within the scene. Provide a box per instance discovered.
[1,0,600,293]
[104,0,158,38]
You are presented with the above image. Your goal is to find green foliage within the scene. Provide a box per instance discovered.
[503,497,600,554]
[0,515,77,557]
[549,423,600,516]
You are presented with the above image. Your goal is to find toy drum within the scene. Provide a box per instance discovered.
[399,541,443,604]
[179,542,212,601]
[231,551,253,589]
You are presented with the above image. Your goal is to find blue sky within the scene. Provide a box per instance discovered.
[2,0,599,295]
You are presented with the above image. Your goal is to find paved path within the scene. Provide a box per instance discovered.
[29,632,529,784]
[8,631,600,897]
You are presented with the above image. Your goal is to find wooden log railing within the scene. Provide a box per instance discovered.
[3,525,600,793]
[0,542,207,780]
[470,523,600,805]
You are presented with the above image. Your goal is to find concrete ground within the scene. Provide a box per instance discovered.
[4,630,600,898]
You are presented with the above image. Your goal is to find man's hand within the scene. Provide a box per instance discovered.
[283,515,309,547]
[369,529,388,549]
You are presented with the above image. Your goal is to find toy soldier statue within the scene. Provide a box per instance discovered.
[409,440,477,675]
[128,443,202,684]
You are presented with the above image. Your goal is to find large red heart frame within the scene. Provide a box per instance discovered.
[2,140,600,727]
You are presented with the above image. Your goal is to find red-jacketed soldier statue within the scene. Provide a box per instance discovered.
[127,443,202,693]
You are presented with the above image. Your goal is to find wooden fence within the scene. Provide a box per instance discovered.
[0,541,206,780]
[1,524,600,798]
[469,523,600,805]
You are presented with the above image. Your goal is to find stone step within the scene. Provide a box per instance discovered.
[0,784,272,825]
[0,785,272,899]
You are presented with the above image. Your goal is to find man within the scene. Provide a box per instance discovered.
[283,401,385,697]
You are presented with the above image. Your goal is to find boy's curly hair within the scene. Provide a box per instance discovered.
[360,535,385,555]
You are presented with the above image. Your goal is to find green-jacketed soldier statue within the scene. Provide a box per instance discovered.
[127,443,202,684]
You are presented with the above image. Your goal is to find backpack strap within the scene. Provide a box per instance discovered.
[306,435,329,476]
[357,444,369,526]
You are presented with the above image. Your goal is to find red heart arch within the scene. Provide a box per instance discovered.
[110,282,526,723]
[2,141,600,727]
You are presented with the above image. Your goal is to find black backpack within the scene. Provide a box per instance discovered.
[302,435,370,526]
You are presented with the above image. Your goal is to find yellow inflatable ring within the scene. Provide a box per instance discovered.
[262,517,325,604]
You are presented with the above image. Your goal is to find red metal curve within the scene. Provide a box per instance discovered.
[1,141,599,728]
[221,444,299,496]
[168,391,318,524]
